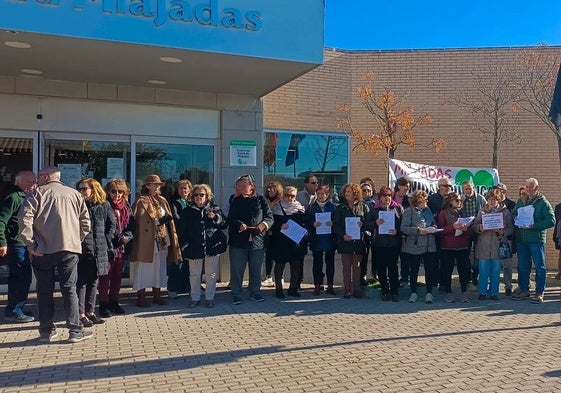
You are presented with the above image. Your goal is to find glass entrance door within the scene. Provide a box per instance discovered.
[0,131,37,200]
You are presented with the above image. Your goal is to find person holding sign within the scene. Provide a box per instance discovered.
[511,178,555,303]
[270,186,309,299]
[332,183,369,299]
[308,185,337,296]
[437,192,473,303]
[472,189,513,300]
[365,186,403,302]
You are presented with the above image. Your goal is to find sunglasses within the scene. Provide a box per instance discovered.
[309,182,319,185]
[193,193,206,197]
[284,193,297,198]
[110,189,125,194]
[78,187,90,192]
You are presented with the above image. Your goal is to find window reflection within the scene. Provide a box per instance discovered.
[264,131,348,195]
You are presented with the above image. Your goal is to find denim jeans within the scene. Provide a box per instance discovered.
[4,246,32,317]
[229,247,265,298]
[32,251,82,334]
[517,242,547,294]
[478,259,501,296]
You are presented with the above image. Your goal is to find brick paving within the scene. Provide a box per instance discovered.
[1,273,560,393]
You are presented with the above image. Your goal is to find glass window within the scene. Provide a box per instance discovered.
[135,142,213,200]
[0,136,34,200]
[264,130,348,195]
[44,138,130,189]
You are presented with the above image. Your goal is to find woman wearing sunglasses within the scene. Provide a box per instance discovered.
[99,179,135,317]
[75,178,117,326]
[177,184,227,308]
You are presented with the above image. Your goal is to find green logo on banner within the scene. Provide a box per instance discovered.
[455,169,494,187]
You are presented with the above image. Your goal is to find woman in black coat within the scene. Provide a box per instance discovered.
[76,178,116,326]
[270,186,309,299]
[178,184,227,308]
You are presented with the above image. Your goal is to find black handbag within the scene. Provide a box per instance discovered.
[498,239,512,259]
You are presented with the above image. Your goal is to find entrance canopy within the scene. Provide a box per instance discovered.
[0,0,324,97]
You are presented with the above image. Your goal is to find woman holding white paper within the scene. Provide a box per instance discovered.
[332,183,369,298]
[437,192,473,303]
[472,189,513,300]
[365,186,404,302]
[309,185,337,295]
[270,186,309,298]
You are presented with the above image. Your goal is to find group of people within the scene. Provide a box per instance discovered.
[0,167,557,343]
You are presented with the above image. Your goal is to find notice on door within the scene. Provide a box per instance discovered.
[230,140,257,167]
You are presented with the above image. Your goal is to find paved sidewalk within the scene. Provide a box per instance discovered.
[1,277,560,393]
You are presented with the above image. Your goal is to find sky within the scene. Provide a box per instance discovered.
[324,1,561,50]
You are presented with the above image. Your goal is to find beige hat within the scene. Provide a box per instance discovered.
[144,174,164,185]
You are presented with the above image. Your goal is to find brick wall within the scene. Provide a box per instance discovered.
[264,46,561,268]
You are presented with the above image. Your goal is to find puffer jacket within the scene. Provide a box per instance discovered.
[81,200,117,276]
[513,193,555,245]
[308,200,337,252]
[332,200,369,254]
[178,201,228,259]
[365,200,403,249]
[473,205,514,259]
[400,206,437,255]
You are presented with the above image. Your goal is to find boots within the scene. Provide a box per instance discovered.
[99,301,113,318]
[313,285,321,296]
[108,299,125,315]
[326,285,336,295]
[152,287,167,305]
[135,289,151,307]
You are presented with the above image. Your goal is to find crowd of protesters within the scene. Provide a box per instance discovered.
[0,167,558,343]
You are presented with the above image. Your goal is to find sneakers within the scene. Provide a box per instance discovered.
[68,330,93,343]
[206,300,215,308]
[409,293,418,303]
[444,293,455,303]
[232,296,242,305]
[531,294,544,304]
[460,293,470,303]
[250,293,265,302]
[261,277,274,287]
[39,330,58,343]
[512,291,530,300]
[167,291,178,299]
[4,313,35,323]
[188,301,200,308]
[425,293,434,304]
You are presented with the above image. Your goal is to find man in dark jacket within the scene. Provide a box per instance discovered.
[0,171,37,323]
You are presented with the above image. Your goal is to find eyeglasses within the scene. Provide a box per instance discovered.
[78,187,90,192]
[193,193,206,197]
[284,194,297,198]
[309,182,319,185]
[441,184,453,188]
[110,189,124,194]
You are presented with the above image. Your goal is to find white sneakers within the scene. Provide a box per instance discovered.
[261,277,275,287]
[409,292,434,303]
[409,293,418,303]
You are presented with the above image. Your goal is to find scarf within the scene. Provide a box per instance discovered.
[143,194,168,251]
[110,198,130,233]
[316,201,327,211]
[444,206,461,225]
[271,200,305,215]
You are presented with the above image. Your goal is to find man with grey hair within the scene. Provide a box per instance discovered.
[18,166,91,343]
[0,171,37,323]
[512,178,555,303]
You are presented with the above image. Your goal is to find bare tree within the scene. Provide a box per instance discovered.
[336,72,442,169]
[516,47,561,173]
[310,135,347,172]
[449,62,522,168]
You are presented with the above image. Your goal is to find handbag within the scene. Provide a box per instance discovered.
[498,239,512,259]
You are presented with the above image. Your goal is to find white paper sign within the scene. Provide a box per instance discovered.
[345,217,361,240]
[281,219,307,244]
[515,205,535,227]
[315,212,332,235]
[106,158,124,179]
[378,210,395,235]
[455,216,475,236]
[482,212,504,230]
[58,164,83,188]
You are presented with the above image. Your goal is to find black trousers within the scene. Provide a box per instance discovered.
[274,259,301,292]
[372,246,400,295]
[440,249,471,293]
[312,251,335,286]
